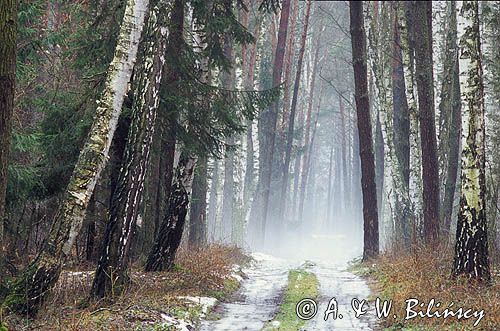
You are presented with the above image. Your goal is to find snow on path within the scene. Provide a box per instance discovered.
[305,260,376,330]
[199,252,299,331]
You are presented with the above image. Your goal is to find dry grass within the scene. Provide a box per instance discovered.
[354,244,500,331]
[2,244,249,330]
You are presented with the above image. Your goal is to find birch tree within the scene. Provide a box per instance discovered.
[452,0,490,282]
[91,0,171,298]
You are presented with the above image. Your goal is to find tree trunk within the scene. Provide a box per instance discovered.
[452,0,490,282]
[188,156,207,248]
[208,159,220,241]
[412,1,440,244]
[280,0,312,216]
[298,39,321,222]
[257,0,291,242]
[4,0,148,315]
[92,0,170,298]
[0,0,17,247]
[221,33,236,243]
[350,0,379,261]
[438,1,461,235]
[392,3,411,245]
[145,154,197,271]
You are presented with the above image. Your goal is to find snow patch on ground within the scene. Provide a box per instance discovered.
[177,296,218,315]
[160,313,194,331]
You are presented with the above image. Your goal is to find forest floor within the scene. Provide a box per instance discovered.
[350,245,500,331]
[1,245,250,331]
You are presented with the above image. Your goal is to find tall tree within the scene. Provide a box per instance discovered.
[256,0,290,241]
[0,0,17,247]
[452,0,490,282]
[3,0,149,315]
[189,157,208,247]
[412,1,440,244]
[221,34,236,243]
[392,3,411,245]
[438,1,461,234]
[350,0,379,260]
[91,0,170,298]
[280,0,312,216]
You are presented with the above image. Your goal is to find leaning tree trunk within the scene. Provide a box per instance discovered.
[350,0,379,261]
[412,1,440,244]
[0,0,17,248]
[145,154,197,271]
[3,0,148,315]
[91,0,170,298]
[452,0,490,282]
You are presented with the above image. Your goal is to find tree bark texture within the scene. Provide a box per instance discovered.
[350,0,379,261]
[412,1,440,244]
[92,0,170,298]
[452,0,490,282]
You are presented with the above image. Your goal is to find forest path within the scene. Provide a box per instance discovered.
[199,237,376,330]
[305,260,376,330]
[199,253,299,331]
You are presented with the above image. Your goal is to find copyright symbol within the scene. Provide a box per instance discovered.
[296,298,317,320]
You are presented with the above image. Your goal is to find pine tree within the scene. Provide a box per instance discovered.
[350,0,379,260]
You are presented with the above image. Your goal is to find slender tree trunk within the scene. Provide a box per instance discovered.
[188,156,207,248]
[339,95,350,215]
[326,142,334,227]
[92,0,170,298]
[280,0,312,216]
[221,34,236,243]
[392,3,411,245]
[257,0,291,242]
[350,0,379,261]
[0,0,17,248]
[438,1,461,235]
[4,0,148,315]
[145,154,197,271]
[208,159,219,241]
[242,5,261,213]
[412,1,440,244]
[452,0,490,282]
[298,41,321,222]
[280,0,299,129]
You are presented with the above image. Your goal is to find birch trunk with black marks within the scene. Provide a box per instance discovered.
[392,3,411,246]
[92,0,170,298]
[145,154,197,271]
[452,0,490,282]
[3,0,148,315]
[350,0,379,261]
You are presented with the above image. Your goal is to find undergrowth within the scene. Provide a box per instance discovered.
[351,244,500,331]
[0,244,248,330]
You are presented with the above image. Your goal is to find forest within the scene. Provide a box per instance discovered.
[0,0,499,330]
